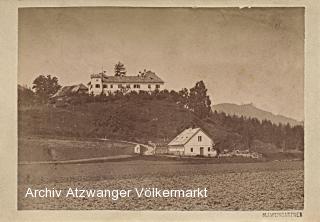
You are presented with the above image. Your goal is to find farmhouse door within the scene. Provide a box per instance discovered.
[200,147,204,156]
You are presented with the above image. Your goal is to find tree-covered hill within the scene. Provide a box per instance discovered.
[18,75,303,154]
[18,91,303,154]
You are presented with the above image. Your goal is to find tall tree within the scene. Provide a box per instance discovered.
[178,88,189,106]
[242,119,255,151]
[32,75,61,103]
[114,62,127,77]
[188,81,212,119]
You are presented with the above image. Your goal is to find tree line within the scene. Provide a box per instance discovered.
[209,111,304,151]
[18,73,212,119]
[18,71,303,152]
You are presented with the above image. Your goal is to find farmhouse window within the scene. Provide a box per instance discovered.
[118,84,122,88]
[191,148,193,152]
[208,147,210,151]
[198,136,202,142]
[95,84,100,88]
[103,84,107,88]
[126,84,131,88]
[156,84,160,89]
[148,84,151,89]
[110,84,113,88]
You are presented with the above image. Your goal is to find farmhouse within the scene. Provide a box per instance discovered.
[51,83,88,100]
[88,70,165,96]
[168,128,217,157]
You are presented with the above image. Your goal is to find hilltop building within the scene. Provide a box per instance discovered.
[168,128,217,157]
[88,70,164,96]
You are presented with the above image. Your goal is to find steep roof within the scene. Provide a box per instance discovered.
[90,71,164,84]
[51,83,88,98]
[168,128,203,146]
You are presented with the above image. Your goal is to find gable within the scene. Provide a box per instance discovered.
[185,130,213,146]
[168,128,200,146]
[168,128,214,146]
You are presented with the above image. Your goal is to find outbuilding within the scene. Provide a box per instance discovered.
[168,128,217,157]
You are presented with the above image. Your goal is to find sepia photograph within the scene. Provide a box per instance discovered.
[17,6,304,211]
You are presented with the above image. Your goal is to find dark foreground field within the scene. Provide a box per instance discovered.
[18,136,304,210]
[18,159,303,210]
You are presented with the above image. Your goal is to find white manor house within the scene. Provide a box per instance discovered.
[88,70,165,96]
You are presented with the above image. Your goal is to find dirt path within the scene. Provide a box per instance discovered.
[19,155,133,165]
[98,138,155,155]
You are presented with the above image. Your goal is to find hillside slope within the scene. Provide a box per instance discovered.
[212,103,303,126]
[18,98,282,153]
[18,99,226,143]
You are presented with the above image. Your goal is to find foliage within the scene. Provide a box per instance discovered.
[18,85,36,106]
[114,61,127,77]
[32,75,61,103]
[209,111,304,151]
[188,81,212,119]
[19,76,303,153]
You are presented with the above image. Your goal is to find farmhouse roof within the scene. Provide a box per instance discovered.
[168,128,206,146]
[51,83,88,98]
[90,71,164,84]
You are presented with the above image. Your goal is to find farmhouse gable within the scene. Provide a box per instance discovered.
[168,128,216,157]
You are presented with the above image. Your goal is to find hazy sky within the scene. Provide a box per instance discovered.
[18,7,304,120]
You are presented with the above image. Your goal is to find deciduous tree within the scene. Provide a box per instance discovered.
[32,75,61,103]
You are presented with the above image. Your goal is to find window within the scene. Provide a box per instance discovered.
[134,84,141,89]
[118,84,122,88]
[148,84,151,89]
[156,84,160,89]
[110,84,113,88]
[126,84,131,88]
[190,148,193,152]
[198,136,202,142]
[208,147,210,152]
[95,84,100,88]
[103,84,107,88]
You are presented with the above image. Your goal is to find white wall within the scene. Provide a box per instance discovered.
[184,130,216,157]
[89,77,103,95]
[168,146,184,155]
[88,77,164,95]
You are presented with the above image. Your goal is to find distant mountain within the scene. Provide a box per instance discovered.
[212,103,303,126]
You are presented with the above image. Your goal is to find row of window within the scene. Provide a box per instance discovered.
[94,84,113,89]
[93,84,161,89]
[190,147,211,152]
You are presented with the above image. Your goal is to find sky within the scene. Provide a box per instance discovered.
[18,7,304,121]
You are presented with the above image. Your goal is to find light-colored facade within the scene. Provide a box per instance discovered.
[168,128,217,157]
[88,71,164,96]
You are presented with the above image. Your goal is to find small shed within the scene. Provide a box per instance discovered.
[134,144,141,154]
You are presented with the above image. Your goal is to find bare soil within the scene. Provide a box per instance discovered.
[17,136,304,210]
